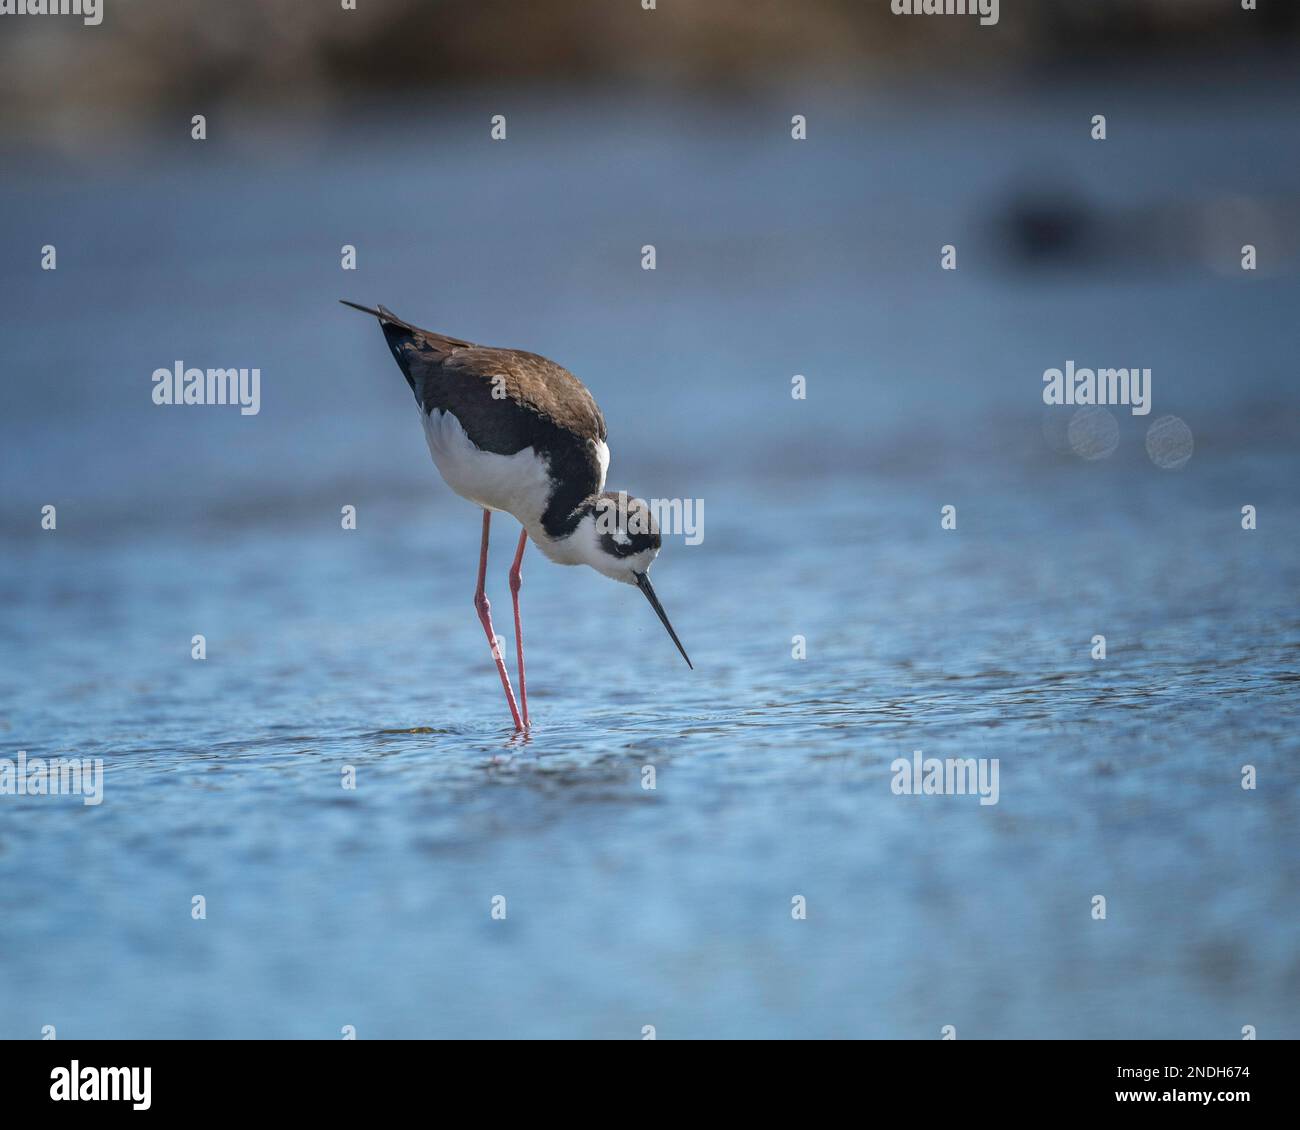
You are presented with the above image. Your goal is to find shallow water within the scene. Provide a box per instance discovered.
[1,81,1298,1038]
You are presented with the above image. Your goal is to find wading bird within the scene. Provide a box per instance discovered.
[342,301,691,731]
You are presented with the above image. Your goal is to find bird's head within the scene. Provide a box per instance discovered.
[569,491,692,668]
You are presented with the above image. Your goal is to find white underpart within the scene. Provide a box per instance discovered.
[421,409,554,525]
[421,410,635,574]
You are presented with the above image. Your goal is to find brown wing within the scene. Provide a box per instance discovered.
[371,310,608,538]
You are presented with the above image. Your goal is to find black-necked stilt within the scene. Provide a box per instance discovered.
[342,301,691,731]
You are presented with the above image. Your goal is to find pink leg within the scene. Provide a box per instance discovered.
[508,528,530,729]
[474,510,523,731]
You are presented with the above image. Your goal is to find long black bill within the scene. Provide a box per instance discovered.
[339,299,383,318]
[634,572,693,669]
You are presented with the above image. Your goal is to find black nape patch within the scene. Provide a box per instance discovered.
[593,492,661,558]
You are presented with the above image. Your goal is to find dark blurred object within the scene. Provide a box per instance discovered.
[1002,192,1100,265]
[998,186,1300,275]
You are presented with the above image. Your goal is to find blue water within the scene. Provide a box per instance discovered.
[1,82,1298,1038]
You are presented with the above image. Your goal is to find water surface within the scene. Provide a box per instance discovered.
[1,82,1297,1038]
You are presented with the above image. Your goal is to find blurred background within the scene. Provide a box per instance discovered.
[2,0,1300,147]
[1,1,1297,1039]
